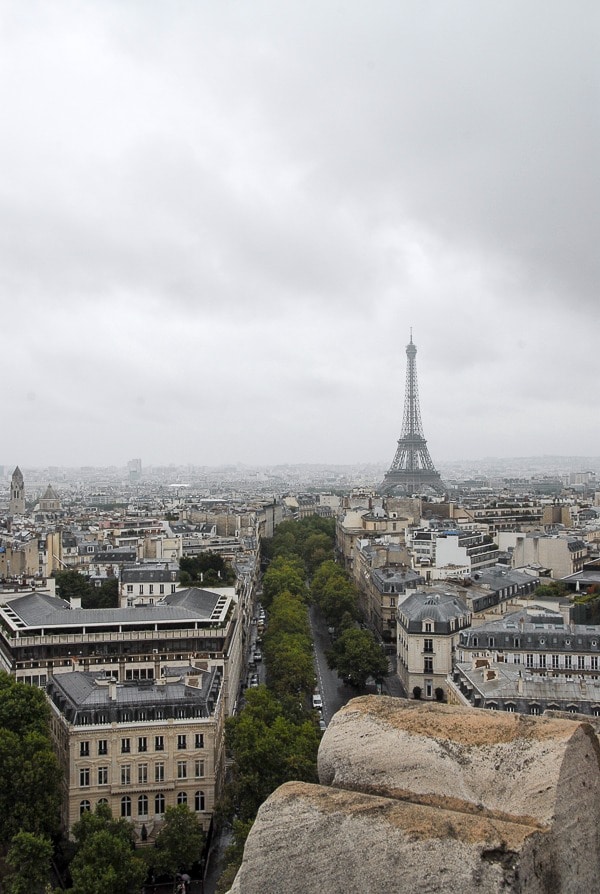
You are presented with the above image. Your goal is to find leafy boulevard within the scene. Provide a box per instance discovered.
[214,517,389,891]
[0,519,388,893]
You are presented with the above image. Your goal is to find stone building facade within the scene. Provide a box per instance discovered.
[47,667,225,839]
[396,590,471,699]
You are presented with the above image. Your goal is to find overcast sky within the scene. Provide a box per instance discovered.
[1,1,598,470]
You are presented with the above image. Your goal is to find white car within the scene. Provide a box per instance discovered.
[312,693,323,709]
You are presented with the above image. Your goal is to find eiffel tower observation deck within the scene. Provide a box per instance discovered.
[379,334,445,496]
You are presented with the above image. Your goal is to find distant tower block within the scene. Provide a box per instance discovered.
[9,466,25,515]
[379,335,445,496]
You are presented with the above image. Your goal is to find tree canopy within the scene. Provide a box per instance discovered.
[224,687,319,822]
[0,673,62,849]
[326,627,389,688]
[68,802,146,894]
[53,570,118,608]
[152,804,205,880]
[179,552,236,587]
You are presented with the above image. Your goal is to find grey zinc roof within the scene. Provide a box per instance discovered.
[49,670,217,711]
[1,586,228,630]
[400,590,470,625]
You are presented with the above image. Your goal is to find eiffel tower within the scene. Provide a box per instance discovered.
[379,333,445,495]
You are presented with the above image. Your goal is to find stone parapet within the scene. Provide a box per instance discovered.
[228,697,600,893]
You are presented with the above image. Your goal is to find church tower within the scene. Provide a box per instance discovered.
[8,466,25,515]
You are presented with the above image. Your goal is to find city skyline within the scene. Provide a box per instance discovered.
[1,3,597,468]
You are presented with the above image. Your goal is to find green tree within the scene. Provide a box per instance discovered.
[180,553,235,587]
[326,628,389,688]
[224,688,319,821]
[53,569,91,603]
[4,831,53,894]
[83,577,119,609]
[69,803,145,894]
[262,556,307,607]
[152,805,205,881]
[0,675,61,847]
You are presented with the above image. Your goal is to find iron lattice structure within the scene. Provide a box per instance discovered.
[379,335,445,495]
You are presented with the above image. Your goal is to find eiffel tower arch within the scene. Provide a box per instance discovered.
[379,335,445,496]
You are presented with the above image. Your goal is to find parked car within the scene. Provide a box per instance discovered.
[312,693,323,710]
[249,674,259,688]
[253,650,262,662]
[319,719,327,732]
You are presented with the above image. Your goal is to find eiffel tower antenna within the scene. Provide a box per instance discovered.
[379,334,445,495]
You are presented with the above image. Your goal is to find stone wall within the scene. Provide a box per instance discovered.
[227,696,600,893]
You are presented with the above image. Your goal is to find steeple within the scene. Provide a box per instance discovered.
[379,336,444,496]
[9,466,25,515]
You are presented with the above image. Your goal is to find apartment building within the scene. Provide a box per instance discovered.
[396,590,472,700]
[456,606,600,680]
[0,586,244,715]
[407,527,500,578]
[512,533,587,579]
[120,563,180,607]
[47,666,225,838]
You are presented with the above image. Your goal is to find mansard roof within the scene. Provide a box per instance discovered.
[398,590,470,632]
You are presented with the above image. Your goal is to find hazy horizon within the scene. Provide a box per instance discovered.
[1,2,597,468]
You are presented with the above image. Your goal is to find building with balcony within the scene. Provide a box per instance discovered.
[0,586,244,715]
[456,606,600,681]
[396,590,471,700]
[47,666,225,839]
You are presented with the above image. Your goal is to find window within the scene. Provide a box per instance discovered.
[155,793,165,816]
[529,705,541,715]
[127,584,133,594]
[121,796,131,818]
[177,761,187,780]
[138,795,148,817]
[138,763,148,784]
[424,622,432,633]
[424,639,433,653]
[121,765,131,785]
[539,654,546,669]
[194,760,205,779]
[195,734,204,749]
[98,766,108,786]
[552,655,559,669]
[80,741,90,757]
[149,585,154,595]
[565,655,572,670]
[155,736,164,752]
[79,768,90,787]
[195,791,205,812]
[121,738,131,754]
[177,792,188,806]
[578,655,585,670]
[177,734,187,750]
[98,798,109,807]
[155,762,165,783]
[526,654,534,668]
[159,584,165,595]
[138,737,148,753]
[98,740,108,756]
[592,656,599,671]
[424,657,433,673]
[80,800,91,815]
